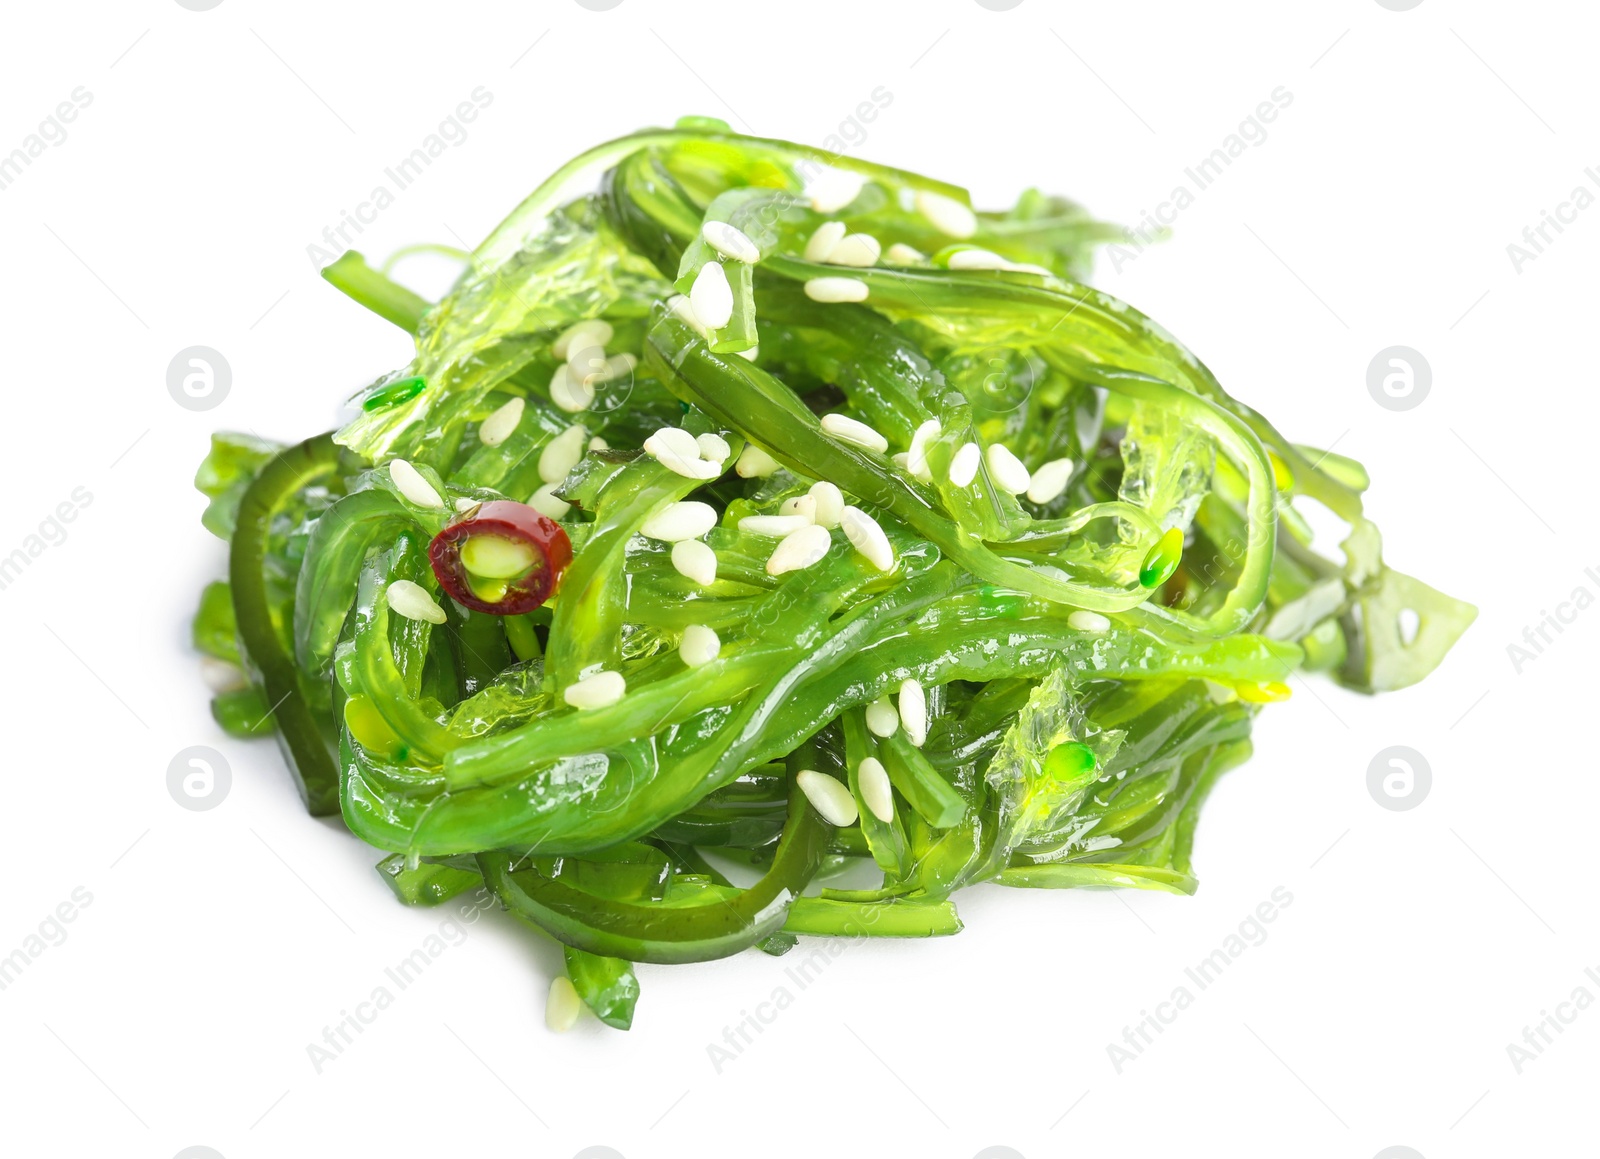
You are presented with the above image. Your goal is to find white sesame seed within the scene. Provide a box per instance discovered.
[387,579,447,625]
[808,481,844,529]
[766,523,832,575]
[1006,262,1054,276]
[986,443,1031,495]
[735,443,781,478]
[948,442,981,487]
[646,426,700,461]
[891,452,909,468]
[644,427,719,479]
[549,364,594,413]
[865,694,899,737]
[454,496,481,513]
[671,539,718,587]
[898,678,927,746]
[389,459,444,509]
[567,344,609,384]
[915,190,978,238]
[779,495,817,521]
[820,413,889,454]
[906,418,940,482]
[538,424,587,485]
[1026,456,1075,504]
[828,233,881,267]
[805,166,865,214]
[947,247,1011,271]
[804,277,869,304]
[696,432,731,463]
[545,975,582,1032]
[701,220,760,263]
[528,482,570,521]
[804,221,847,263]
[478,396,525,448]
[564,669,626,710]
[553,319,613,361]
[796,769,858,827]
[588,436,609,452]
[840,505,894,572]
[690,261,734,330]
[679,623,721,668]
[741,513,815,537]
[199,655,247,694]
[667,293,710,338]
[590,352,636,385]
[885,243,926,265]
[736,344,760,362]
[1068,610,1111,633]
[641,500,718,543]
[857,756,894,823]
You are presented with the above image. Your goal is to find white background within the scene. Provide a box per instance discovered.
[1,2,1594,1157]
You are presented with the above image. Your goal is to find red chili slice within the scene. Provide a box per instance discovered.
[428,500,572,615]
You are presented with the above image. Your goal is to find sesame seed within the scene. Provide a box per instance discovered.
[865,694,899,737]
[563,669,626,710]
[796,769,859,827]
[1068,610,1111,633]
[591,352,636,385]
[804,277,869,304]
[948,442,980,487]
[736,345,760,362]
[588,436,609,451]
[454,496,481,513]
[740,514,814,537]
[552,319,613,361]
[915,190,978,238]
[567,344,608,384]
[736,444,781,478]
[701,220,761,263]
[947,247,1010,271]
[387,579,447,625]
[690,261,734,330]
[906,418,940,482]
[538,424,587,484]
[549,364,594,413]
[891,452,909,468]
[546,976,582,1032]
[840,505,894,572]
[1026,457,1074,504]
[528,482,570,521]
[820,413,889,454]
[667,293,710,338]
[199,656,247,694]
[1007,262,1054,275]
[828,233,881,267]
[779,495,817,521]
[679,623,721,668]
[646,426,700,461]
[644,427,720,479]
[641,500,718,543]
[478,396,525,448]
[885,243,926,265]
[805,166,865,214]
[804,221,847,263]
[808,481,844,529]
[857,756,894,823]
[671,539,718,586]
[898,678,927,746]
[986,443,1031,495]
[696,432,731,463]
[766,523,832,575]
[389,459,444,509]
